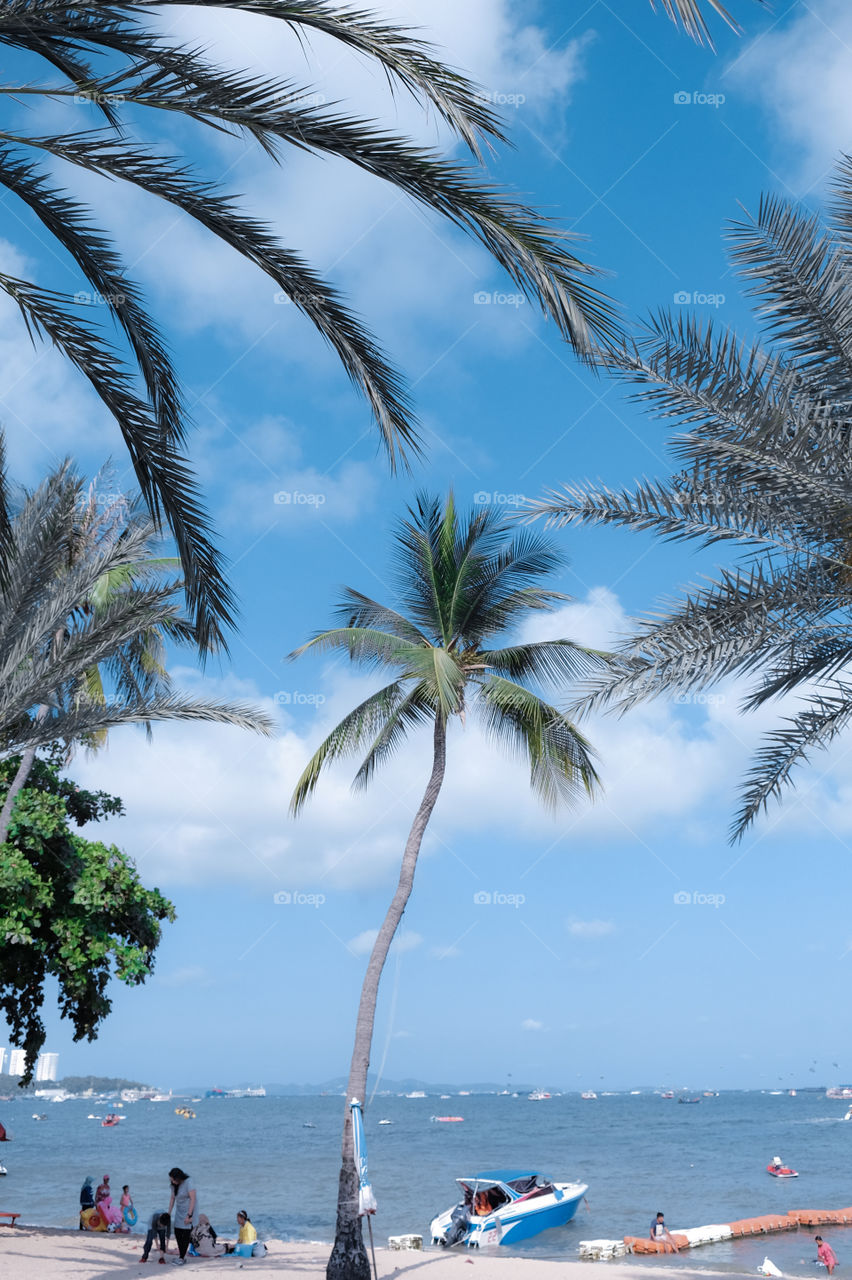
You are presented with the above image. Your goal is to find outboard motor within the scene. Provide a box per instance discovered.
[441,1203,471,1248]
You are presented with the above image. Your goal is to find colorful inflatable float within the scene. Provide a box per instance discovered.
[579,1206,852,1260]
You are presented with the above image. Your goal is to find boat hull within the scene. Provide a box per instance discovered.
[432,1183,587,1248]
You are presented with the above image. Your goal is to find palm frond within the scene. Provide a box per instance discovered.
[290,679,408,813]
[649,0,765,46]
[478,675,600,809]
[732,686,852,838]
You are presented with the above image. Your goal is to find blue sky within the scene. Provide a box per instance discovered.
[3,0,852,1091]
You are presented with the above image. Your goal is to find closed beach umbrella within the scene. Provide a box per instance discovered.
[350,1099,378,1279]
[351,1099,377,1215]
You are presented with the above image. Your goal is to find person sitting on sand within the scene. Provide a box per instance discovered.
[191,1213,224,1258]
[141,1211,171,1264]
[816,1237,838,1275]
[226,1210,259,1256]
[650,1211,680,1254]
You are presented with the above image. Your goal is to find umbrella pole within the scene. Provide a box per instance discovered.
[366,1215,379,1280]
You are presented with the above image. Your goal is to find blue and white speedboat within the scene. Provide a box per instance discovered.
[430,1169,588,1248]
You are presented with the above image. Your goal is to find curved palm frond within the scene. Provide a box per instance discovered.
[477,675,600,809]
[650,0,766,45]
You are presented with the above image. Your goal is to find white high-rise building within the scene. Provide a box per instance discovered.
[0,1048,5,1075]
[7,1049,26,1077]
[35,1053,59,1083]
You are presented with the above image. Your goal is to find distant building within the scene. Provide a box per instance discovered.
[35,1053,59,1083]
[0,1048,5,1074]
[7,1049,27,1077]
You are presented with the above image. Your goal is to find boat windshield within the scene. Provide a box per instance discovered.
[506,1175,554,1197]
[458,1182,512,1214]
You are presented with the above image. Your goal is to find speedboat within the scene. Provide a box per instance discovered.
[431,1169,588,1248]
[0,1162,6,1175]
[378,1119,393,1125]
[768,1160,798,1178]
[581,1091,597,1100]
[678,1096,701,1104]
[432,1115,464,1123]
[662,1091,674,1099]
[528,1089,550,1101]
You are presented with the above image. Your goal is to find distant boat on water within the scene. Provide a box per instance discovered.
[581,1091,597,1100]
[405,1091,426,1099]
[662,1091,674,1099]
[528,1089,551,1101]
[678,1097,701,1105]
[827,1086,852,1099]
[378,1119,393,1125]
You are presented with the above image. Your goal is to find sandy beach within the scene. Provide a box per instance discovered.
[0,1227,698,1280]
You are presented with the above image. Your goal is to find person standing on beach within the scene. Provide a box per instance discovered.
[79,1177,94,1228]
[168,1167,197,1265]
[816,1236,838,1275]
[650,1211,680,1254]
[140,1211,171,1264]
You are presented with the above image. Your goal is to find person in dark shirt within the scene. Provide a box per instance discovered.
[141,1211,171,1263]
[649,1211,680,1253]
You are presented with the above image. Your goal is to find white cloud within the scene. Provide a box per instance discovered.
[521,1018,544,1031]
[725,1,852,188]
[347,929,423,956]
[567,919,615,939]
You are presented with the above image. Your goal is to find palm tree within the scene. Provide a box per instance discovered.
[0,446,273,833]
[289,492,606,1280]
[0,470,210,844]
[0,2,636,649]
[528,156,852,840]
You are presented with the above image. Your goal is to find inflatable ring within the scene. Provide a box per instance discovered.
[87,1210,102,1230]
[124,1206,138,1226]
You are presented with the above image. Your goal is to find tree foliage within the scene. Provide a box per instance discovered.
[529,157,852,839]
[0,751,174,1082]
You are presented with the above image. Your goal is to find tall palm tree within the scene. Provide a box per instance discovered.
[0,1,634,649]
[528,156,852,840]
[0,446,273,833]
[289,492,606,1280]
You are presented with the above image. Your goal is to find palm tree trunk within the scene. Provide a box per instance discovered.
[0,744,37,847]
[327,713,447,1280]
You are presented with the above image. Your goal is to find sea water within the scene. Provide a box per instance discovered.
[1,1090,850,1273]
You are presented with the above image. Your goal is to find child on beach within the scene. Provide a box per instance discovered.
[140,1211,171,1264]
[119,1185,134,1233]
[816,1237,838,1274]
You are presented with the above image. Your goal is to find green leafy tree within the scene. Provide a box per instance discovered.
[0,750,174,1081]
[290,493,606,1280]
[529,159,852,839]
